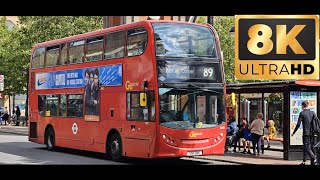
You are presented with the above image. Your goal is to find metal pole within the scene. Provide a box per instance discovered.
[194,93,197,128]
[207,16,214,26]
[9,96,11,117]
[188,16,198,23]
[25,68,29,127]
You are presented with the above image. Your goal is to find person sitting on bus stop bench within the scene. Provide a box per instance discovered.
[225,116,237,152]
[232,117,248,153]
[262,120,277,149]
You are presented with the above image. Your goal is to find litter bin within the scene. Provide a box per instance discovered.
[314,141,320,165]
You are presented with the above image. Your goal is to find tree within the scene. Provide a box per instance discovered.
[0,16,103,95]
[212,16,235,83]
[0,17,27,95]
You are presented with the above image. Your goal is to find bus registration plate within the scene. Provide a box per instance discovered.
[187,150,202,156]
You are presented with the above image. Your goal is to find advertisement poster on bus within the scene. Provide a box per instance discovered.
[99,64,122,86]
[35,64,122,121]
[35,64,122,90]
[84,67,100,121]
[35,70,84,90]
[290,91,317,145]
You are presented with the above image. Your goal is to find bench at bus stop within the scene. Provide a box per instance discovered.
[235,136,283,153]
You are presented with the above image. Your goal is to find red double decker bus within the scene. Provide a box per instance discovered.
[28,20,227,161]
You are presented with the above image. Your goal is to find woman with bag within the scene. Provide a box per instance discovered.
[243,125,252,154]
[233,117,248,153]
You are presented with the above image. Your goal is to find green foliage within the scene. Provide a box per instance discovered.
[266,93,283,103]
[196,16,206,24]
[211,16,235,83]
[0,17,26,95]
[0,16,103,95]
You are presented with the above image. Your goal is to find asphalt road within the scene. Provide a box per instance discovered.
[0,133,236,165]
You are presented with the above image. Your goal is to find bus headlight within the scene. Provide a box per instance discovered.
[161,133,177,147]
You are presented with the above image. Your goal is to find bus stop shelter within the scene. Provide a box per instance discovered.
[227,80,320,160]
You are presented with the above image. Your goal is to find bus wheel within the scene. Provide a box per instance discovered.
[108,133,123,162]
[45,127,55,151]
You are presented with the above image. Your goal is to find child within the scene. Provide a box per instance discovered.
[263,120,277,149]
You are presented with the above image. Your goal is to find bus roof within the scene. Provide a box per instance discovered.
[32,20,210,50]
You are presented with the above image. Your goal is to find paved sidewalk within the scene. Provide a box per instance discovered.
[191,150,302,165]
[0,125,28,136]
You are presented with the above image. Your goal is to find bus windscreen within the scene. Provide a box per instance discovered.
[152,23,218,58]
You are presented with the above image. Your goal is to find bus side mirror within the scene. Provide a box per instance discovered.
[140,93,147,107]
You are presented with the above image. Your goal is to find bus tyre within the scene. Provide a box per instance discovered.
[45,127,55,151]
[108,133,123,162]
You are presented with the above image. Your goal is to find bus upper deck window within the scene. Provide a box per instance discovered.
[69,40,85,64]
[46,45,60,67]
[86,36,104,62]
[32,48,45,69]
[105,31,125,59]
[126,27,148,57]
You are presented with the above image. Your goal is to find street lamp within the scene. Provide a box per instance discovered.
[229,26,235,38]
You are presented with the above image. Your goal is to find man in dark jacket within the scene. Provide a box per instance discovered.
[15,106,21,126]
[292,100,318,165]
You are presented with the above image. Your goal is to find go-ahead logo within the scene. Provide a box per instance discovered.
[189,132,202,138]
[235,15,319,80]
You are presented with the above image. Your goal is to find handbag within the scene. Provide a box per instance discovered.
[244,128,252,141]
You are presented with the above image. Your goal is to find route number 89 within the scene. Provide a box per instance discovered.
[203,68,213,77]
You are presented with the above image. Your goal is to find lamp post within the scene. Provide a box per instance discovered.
[207,16,214,26]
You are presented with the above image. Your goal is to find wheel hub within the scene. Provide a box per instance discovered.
[111,139,119,156]
[48,132,53,147]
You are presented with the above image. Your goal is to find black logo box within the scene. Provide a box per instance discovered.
[238,19,316,60]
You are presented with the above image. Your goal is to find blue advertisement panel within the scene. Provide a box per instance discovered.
[100,64,122,86]
[35,64,122,90]
[50,71,66,89]
[66,69,84,88]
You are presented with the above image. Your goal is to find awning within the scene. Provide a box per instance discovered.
[295,80,320,86]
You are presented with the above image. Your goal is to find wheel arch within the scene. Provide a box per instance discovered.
[44,124,54,144]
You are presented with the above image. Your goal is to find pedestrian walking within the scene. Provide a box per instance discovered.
[2,107,9,125]
[292,100,318,165]
[15,106,21,126]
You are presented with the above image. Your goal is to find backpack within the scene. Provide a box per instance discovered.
[311,112,320,134]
